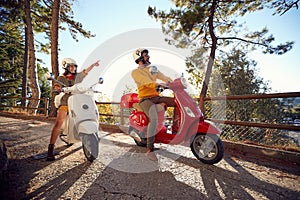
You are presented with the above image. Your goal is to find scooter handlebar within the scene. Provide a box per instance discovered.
[158,82,169,88]
[156,83,169,93]
[62,84,87,94]
[168,77,188,90]
[61,77,104,94]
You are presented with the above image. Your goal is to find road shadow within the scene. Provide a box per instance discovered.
[0,144,83,199]
[104,133,300,176]
[88,136,300,199]
[81,151,207,199]
[0,117,84,199]
[24,161,93,200]
[1,118,299,200]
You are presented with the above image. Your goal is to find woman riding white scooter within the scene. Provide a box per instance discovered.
[46,58,100,161]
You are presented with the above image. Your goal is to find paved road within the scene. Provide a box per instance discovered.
[0,116,299,199]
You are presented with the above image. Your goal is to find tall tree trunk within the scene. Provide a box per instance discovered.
[199,0,218,115]
[25,0,40,115]
[48,0,61,117]
[21,26,28,109]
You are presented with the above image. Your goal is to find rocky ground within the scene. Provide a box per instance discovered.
[0,115,299,200]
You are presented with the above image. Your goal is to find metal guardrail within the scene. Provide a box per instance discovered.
[0,96,49,116]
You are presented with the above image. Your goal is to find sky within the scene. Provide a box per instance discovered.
[40,0,300,97]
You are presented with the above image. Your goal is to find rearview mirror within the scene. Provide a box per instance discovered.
[98,77,104,84]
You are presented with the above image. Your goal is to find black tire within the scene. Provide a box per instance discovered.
[128,127,147,147]
[82,133,99,162]
[190,133,224,165]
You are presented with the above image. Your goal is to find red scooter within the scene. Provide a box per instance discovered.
[120,77,224,164]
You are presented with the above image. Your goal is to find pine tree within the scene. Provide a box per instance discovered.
[0,0,95,115]
[148,0,296,112]
[0,3,24,98]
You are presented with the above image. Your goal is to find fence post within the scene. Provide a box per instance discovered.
[45,98,49,116]
[120,107,124,126]
[199,96,205,116]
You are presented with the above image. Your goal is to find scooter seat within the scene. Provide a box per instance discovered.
[132,102,167,112]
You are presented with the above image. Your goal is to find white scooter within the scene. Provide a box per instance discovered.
[48,73,103,162]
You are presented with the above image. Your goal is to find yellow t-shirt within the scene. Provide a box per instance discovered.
[131,66,172,99]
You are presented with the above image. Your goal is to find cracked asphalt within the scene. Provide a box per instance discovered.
[0,116,299,199]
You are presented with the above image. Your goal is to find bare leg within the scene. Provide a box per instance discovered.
[50,109,67,144]
[47,109,67,161]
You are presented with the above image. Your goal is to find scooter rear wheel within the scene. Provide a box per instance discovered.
[82,133,99,162]
[190,133,224,165]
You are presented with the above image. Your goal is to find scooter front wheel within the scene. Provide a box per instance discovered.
[82,133,99,162]
[190,133,224,165]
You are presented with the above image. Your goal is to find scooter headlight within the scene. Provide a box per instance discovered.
[184,106,195,117]
[180,77,188,89]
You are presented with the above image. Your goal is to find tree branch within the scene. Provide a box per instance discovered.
[217,36,269,48]
[280,0,299,16]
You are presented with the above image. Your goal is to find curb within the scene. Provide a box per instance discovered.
[224,141,300,165]
[0,112,56,122]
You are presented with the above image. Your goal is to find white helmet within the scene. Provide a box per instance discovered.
[61,58,77,69]
[133,48,148,64]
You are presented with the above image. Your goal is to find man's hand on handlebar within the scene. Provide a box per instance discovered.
[157,82,168,89]
[156,83,169,93]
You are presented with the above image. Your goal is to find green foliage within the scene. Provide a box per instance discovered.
[206,48,285,123]
[97,103,114,124]
[0,5,24,97]
[212,49,270,96]
[0,0,95,99]
[252,98,284,122]
[268,0,300,15]
[37,64,51,98]
[281,97,300,119]
[148,0,296,98]
[59,0,95,42]
[149,0,294,53]
[185,48,206,90]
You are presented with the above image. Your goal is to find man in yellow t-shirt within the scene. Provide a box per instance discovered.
[131,48,175,161]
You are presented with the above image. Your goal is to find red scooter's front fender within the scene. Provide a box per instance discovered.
[197,120,221,135]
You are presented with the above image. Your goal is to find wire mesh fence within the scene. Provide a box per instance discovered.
[204,93,300,152]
